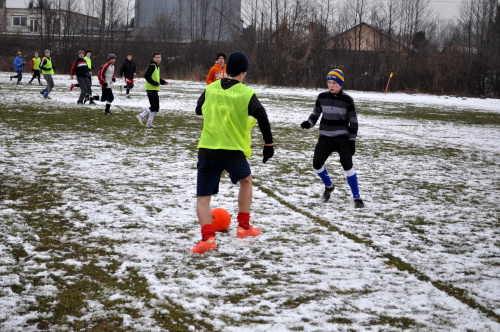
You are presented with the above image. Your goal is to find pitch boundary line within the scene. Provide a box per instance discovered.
[254,181,500,324]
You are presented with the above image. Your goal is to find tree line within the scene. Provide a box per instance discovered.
[1,0,498,97]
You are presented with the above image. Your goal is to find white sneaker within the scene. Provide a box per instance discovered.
[146,124,155,128]
[136,115,144,126]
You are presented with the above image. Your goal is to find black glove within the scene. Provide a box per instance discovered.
[112,77,116,82]
[102,83,108,88]
[301,121,311,129]
[263,145,274,164]
[52,65,56,70]
[349,141,356,156]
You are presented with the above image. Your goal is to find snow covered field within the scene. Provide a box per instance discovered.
[0,73,499,331]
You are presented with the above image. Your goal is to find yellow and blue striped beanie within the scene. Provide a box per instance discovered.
[327,69,344,86]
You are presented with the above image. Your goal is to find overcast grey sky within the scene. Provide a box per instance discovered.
[6,0,463,20]
[429,0,463,19]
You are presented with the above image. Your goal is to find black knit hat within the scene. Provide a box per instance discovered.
[226,51,249,76]
[216,52,226,60]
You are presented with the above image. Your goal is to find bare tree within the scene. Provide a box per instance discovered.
[119,0,134,48]
[99,0,105,48]
[58,0,82,69]
[34,0,57,51]
[82,0,98,36]
[458,0,499,95]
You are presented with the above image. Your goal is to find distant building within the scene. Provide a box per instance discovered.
[0,0,40,33]
[134,0,242,42]
[0,0,99,35]
[327,22,408,53]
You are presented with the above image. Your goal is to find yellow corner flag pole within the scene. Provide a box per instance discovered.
[385,72,393,93]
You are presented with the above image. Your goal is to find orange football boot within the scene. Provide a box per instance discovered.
[236,225,262,238]
[190,237,217,254]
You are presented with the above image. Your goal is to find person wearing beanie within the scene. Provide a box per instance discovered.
[119,53,137,98]
[39,50,55,99]
[300,69,364,208]
[205,52,227,84]
[10,51,24,84]
[191,51,274,254]
[70,50,93,101]
[225,51,249,76]
[29,52,42,85]
[94,54,117,114]
[136,52,168,127]
[70,50,95,105]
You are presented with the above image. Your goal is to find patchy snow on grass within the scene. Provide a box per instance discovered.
[0,73,499,331]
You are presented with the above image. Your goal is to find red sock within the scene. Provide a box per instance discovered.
[201,224,215,241]
[237,212,250,230]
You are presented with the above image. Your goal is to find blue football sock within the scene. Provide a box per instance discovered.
[315,166,332,187]
[346,169,360,199]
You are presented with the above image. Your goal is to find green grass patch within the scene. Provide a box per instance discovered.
[367,315,422,329]
[357,103,500,126]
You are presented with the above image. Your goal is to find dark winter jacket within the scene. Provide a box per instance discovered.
[305,89,358,141]
[119,59,136,79]
[70,57,90,77]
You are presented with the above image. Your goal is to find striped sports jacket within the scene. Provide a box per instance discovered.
[305,90,358,141]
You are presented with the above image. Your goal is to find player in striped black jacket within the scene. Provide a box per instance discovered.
[301,69,364,208]
[70,50,95,104]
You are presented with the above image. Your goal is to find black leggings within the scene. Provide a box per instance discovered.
[100,88,114,103]
[313,135,353,171]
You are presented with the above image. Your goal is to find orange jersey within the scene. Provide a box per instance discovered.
[206,63,227,84]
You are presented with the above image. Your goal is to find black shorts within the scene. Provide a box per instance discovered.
[125,78,134,89]
[197,158,251,196]
[313,135,353,171]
